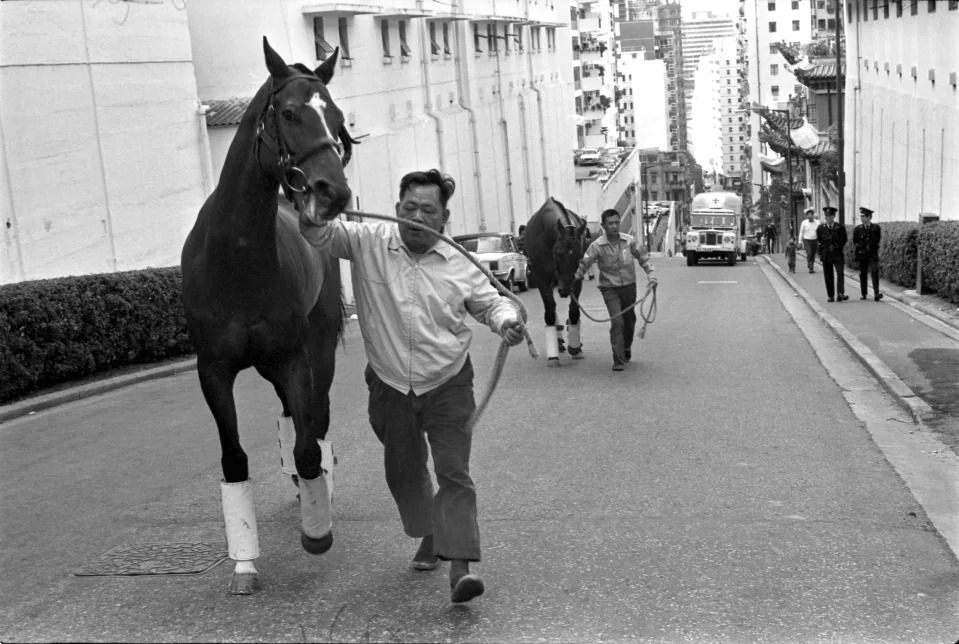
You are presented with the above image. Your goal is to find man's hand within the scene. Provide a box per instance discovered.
[649,276,659,288]
[499,318,526,346]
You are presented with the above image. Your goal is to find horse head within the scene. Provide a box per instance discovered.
[552,218,588,298]
[258,37,358,226]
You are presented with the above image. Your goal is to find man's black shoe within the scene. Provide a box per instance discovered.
[860,296,868,300]
[450,574,485,603]
[838,294,849,302]
[612,362,625,371]
[827,297,835,302]
[624,350,631,363]
[875,293,883,301]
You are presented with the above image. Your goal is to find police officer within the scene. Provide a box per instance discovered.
[853,207,883,301]
[816,206,848,302]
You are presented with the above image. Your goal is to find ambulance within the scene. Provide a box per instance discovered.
[684,191,746,266]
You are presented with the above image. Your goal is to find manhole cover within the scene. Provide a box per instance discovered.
[74,542,227,577]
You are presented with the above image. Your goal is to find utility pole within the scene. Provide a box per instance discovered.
[836,0,845,225]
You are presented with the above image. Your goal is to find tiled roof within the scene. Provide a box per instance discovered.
[205,98,252,128]
[794,62,845,81]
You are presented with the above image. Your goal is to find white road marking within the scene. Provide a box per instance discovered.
[698,280,738,284]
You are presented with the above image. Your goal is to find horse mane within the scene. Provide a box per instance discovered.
[548,197,585,230]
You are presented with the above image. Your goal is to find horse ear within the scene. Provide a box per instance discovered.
[314,48,339,85]
[263,36,290,78]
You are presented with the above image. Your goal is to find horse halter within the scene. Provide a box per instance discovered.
[253,74,349,201]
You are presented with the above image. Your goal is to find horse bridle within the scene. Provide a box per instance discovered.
[253,74,354,201]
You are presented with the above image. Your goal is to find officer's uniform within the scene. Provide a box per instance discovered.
[853,206,883,301]
[816,206,848,302]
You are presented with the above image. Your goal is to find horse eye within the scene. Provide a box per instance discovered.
[281,109,295,122]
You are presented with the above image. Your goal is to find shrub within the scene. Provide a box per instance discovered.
[0,267,192,404]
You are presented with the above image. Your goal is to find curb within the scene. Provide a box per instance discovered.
[762,257,937,424]
[0,358,198,425]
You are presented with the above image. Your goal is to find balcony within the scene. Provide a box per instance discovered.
[578,15,600,32]
[580,73,603,92]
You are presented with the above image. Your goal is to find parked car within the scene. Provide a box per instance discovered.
[452,232,528,292]
[578,148,601,166]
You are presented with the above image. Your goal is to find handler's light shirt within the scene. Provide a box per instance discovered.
[303,219,518,395]
[576,232,655,288]
[798,218,820,241]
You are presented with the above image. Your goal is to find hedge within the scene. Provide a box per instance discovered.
[0,267,192,404]
[842,220,959,305]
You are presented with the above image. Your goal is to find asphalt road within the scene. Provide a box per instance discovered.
[1,256,957,643]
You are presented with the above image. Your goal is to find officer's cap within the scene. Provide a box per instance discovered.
[822,206,838,216]
[859,207,874,217]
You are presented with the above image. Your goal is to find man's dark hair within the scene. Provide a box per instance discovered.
[601,208,620,224]
[399,169,456,206]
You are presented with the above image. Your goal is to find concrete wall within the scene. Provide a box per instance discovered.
[1,0,209,283]
[844,1,959,222]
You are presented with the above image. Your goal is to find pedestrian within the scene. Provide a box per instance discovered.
[798,208,819,273]
[573,208,658,371]
[765,220,778,254]
[299,169,526,603]
[517,224,527,256]
[853,206,883,301]
[785,236,797,273]
[816,206,848,302]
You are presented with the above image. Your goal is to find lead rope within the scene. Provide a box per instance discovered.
[343,210,538,433]
[569,282,658,339]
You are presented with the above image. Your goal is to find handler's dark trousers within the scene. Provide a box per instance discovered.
[601,283,637,364]
[802,239,818,271]
[822,259,845,299]
[365,360,480,562]
[859,256,880,298]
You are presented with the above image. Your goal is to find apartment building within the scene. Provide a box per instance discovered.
[843,0,959,222]
[742,0,812,203]
[681,10,737,120]
[618,55,669,149]
[572,0,618,149]
[1,0,576,283]
[688,51,725,179]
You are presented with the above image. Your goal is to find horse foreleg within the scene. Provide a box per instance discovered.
[198,359,259,594]
[268,349,335,555]
[567,281,585,359]
[539,284,562,367]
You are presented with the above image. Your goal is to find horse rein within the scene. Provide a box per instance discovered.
[569,282,658,340]
[253,75,351,200]
[341,210,538,434]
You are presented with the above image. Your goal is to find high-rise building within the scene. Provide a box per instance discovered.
[682,11,737,97]
[742,0,813,203]
[572,0,618,149]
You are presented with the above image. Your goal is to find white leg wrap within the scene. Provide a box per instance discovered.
[567,321,582,350]
[545,325,559,360]
[300,440,334,539]
[221,480,260,562]
[277,414,297,476]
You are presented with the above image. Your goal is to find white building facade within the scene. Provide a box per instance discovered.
[618,55,668,150]
[843,0,958,222]
[743,0,812,202]
[572,0,618,149]
[1,0,576,284]
[688,51,724,179]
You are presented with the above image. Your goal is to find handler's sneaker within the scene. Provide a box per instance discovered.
[412,536,438,571]
[612,361,625,371]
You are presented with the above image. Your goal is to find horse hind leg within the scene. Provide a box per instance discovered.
[198,359,259,594]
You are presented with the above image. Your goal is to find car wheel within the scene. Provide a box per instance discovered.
[504,274,515,292]
[517,274,528,291]
[686,252,695,267]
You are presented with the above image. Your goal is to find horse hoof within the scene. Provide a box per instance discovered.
[229,572,259,595]
[291,474,300,487]
[301,530,333,555]
[547,358,562,368]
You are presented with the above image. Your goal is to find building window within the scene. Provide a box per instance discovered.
[818,18,827,29]
[768,1,776,9]
[503,24,511,53]
[769,21,777,31]
[516,25,524,52]
[442,23,451,54]
[928,0,936,11]
[818,0,825,6]
[548,27,556,51]
[771,64,779,75]
[911,0,918,16]
[313,17,334,61]
[380,20,392,58]
[795,84,803,95]
[827,18,836,28]
[399,20,412,58]
[338,18,351,60]
[827,1,834,13]
[950,1,959,10]
[429,22,440,56]
[487,24,497,52]
[792,19,800,30]
[791,0,799,7]
[895,0,903,16]
[474,24,483,53]
[771,85,780,98]
[769,43,778,53]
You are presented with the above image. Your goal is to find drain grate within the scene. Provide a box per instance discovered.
[74,542,228,577]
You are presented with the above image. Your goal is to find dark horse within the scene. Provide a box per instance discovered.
[523,197,590,366]
[181,38,357,594]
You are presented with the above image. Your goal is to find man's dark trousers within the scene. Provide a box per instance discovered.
[860,256,880,298]
[365,359,480,562]
[822,259,845,299]
[803,239,818,271]
[600,283,637,363]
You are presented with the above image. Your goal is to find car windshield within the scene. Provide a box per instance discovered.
[458,237,505,253]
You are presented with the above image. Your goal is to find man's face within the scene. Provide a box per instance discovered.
[861,215,872,225]
[806,212,814,221]
[396,184,449,254]
[825,214,835,224]
[601,215,621,237]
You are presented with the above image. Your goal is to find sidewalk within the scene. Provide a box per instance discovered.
[763,250,959,454]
